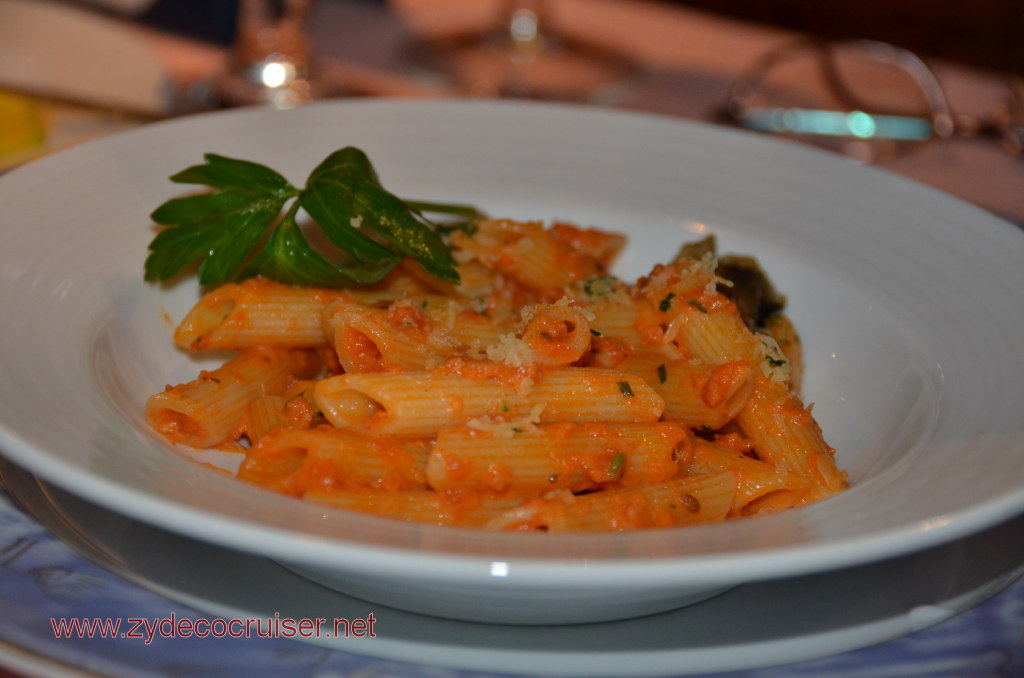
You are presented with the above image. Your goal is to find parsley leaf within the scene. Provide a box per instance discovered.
[303,148,454,277]
[688,299,708,313]
[144,147,476,288]
[405,200,487,235]
[145,154,298,286]
[242,202,393,287]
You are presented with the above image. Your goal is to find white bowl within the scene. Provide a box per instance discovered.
[1,100,1022,625]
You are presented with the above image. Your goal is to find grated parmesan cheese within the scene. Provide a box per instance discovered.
[465,404,546,438]
[485,298,595,368]
[486,333,533,367]
[756,332,792,384]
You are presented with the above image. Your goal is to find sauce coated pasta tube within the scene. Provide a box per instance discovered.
[517,302,593,365]
[427,421,687,492]
[244,395,291,445]
[642,261,762,364]
[304,488,532,527]
[313,365,664,437]
[687,437,809,516]
[735,375,847,502]
[174,278,342,351]
[450,219,618,298]
[146,347,309,448]
[487,471,736,531]
[619,355,756,430]
[325,298,451,372]
[238,426,431,495]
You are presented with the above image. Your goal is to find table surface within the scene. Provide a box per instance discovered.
[3,0,1022,224]
[0,1,1022,677]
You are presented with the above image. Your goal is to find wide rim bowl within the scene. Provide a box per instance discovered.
[1,99,1023,596]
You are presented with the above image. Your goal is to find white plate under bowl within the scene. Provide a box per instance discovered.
[0,100,1023,625]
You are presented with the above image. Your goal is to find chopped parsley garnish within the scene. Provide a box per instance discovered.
[765,355,787,367]
[617,381,635,397]
[657,363,668,384]
[609,452,627,478]
[144,147,485,289]
[659,292,676,312]
[581,275,619,298]
[590,329,602,337]
[687,299,708,313]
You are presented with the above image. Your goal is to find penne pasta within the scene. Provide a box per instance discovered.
[174,278,343,351]
[687,437,809,516]
[734,374,848,502]
[427,422,687,492]
[313,365,664,438]
[148,216,847,532]
[146,347,309,448]
[238,426,431,495]
[450,219,617,298]
[486,472,736,531]
[517,302,593,366]
[324,298,451,372]
[303,488,531,526]
[245,394,292,445]
[619,355,756,430]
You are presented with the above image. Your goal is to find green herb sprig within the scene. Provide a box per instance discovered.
[609,452,627,480]
[144,147,486,289]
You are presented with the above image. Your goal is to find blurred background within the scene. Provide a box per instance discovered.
[0,0,1021,218]
[127,0,1023,73]
[674,0,1023,73]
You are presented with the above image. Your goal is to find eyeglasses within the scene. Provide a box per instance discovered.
[718,38,1023,162]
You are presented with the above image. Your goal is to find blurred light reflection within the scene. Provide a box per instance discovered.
[919,516,952,530]
[259,60,293,88]
[509,9,539,44]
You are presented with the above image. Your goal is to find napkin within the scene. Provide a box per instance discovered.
[0,0,173,116]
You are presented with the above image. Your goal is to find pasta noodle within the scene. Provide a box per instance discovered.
[148,217,847,531]
[426,422,687,493]
[312,365,664,437]
[146,347,317,448]
[173,278,343,351]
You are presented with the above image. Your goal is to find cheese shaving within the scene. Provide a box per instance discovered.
[756,332,792,383]
[465,404,546,438]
